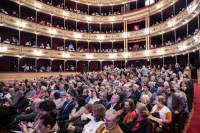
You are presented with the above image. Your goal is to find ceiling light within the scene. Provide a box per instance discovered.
[144,28,149,34]
[50,30,56,35]
[17,22,26,27]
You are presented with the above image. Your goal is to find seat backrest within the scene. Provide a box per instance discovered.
[151,122,156,133]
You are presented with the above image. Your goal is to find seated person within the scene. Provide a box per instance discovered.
[14,98,41,123]
[124,103,152,133]
[18,100,58,133]
[69,43,73,50]
[140,83,152,101]
[25,41,31,46]
[118,99,137,132]
[108,94,122,111]
[141,95,152,112]
[46,44,50,49]
[95,92,109,109]
[116,87,124,103]
[165,87,186,124]
[56,92,67,110]
[82,104,106,133]
[3,38,10,44]
[96,109,123,133]
[149,96,172,132]
[121,88,137,108]
[40,43,44,48]
[133,84,141,101]
[0,91,26,125]
[87,90,100,104]
[139,46,143,50]
[59,103,94,133]
[149,87,165,105]
[33,41,37,47]
[150,45,154,49]
[180,81,190,95]
[57,93,76,121]
[25,85,36,98]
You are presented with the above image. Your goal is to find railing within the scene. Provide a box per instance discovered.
[10,0,178,23]
[0,0,199,41]
[0,30,199,60]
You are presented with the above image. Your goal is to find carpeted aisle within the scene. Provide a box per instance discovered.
[186,84,200,133]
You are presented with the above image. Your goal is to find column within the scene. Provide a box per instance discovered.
[161,10,163,22]
[112,41,113,52]
[174,29,176,42]
[175,55,177,63]
[100,61,102,71]
[113,60,114,69]
[112,5,113,14]
[64,0,65,9]
[162,33,164,45]
[64,60,65,72]
[64,38,65,48]
[124,4,125,12]
[18,30,20,45]
[76,2,77,10]
[76,21,77,31]
[35,58,37,71]
[50,59,52,70]
[198,15,199,29]
[100,41,101,52]
[100,23,101,33]
[19,4,21,18]
[76,60,78,72]
[187,23,188,37]
[125,61,126,69]
[51,37,52,48]
[163,57,164,67]
[136,0,137,9]
[126,39,128,52]
[18,57,20,72]
[124,20,125,31]
[188,53,190,65]
[88,41,89,52]
[100,6,101,15]
[126,20,127,32]
[51,14,52,24]
[112,23,113,33]
[150,59,151,67]
[88,4,89,15]
[36,10,38,23]
[76,40,77,50]
[173,4,175,16]
[186,0,187,7]
[36,34,37,44]
[124,39,126,52]
[88,61,89,72]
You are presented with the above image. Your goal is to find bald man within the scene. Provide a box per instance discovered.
[14,98,41,122]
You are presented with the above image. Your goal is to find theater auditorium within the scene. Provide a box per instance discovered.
[0,0,200,132]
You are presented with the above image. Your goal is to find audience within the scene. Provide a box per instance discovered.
[0,62,194,133]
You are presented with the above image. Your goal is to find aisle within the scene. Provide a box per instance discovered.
[186,84,200,133]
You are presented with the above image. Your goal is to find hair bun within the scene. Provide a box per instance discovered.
[49,109,58,119]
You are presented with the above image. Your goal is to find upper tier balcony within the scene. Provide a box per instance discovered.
[9,0,179,23]
[0,30,199,61]
[0,0,199,41]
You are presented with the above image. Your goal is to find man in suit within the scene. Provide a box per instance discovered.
[121,88,137,108]
[108,95,122,111]
[58,93,76,121]
[133,84,141,101]
[165,87,186,124]
[96,109,123,133]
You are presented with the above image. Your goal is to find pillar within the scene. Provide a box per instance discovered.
[35,58,37,71]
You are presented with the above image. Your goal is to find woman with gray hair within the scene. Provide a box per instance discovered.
[141,95,152,112]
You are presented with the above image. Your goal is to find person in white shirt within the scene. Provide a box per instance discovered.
[82,104,106,133]
[88,90,99,104]
[40,43,44,48]
[25,41,31,46]
[46,44,51,49]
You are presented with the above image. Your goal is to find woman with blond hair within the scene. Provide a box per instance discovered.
[124,103,152,133]
[82,104,106,133]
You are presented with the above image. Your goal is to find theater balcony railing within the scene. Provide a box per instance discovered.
[0,31,199,61]
[10,0,179,23]
[0,0,199,41]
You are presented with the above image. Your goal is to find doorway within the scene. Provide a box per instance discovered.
[83,63,88,73]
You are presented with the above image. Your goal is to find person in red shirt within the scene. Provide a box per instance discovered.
[39,21,44,25]
[125,73,130,79]
[150,45,154,49]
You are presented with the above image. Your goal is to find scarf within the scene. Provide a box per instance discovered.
[81,113,94,121]
[118,109,136,124]
[132,117,145,131]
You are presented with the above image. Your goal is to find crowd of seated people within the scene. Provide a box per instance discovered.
[2,37,19,45]
[25,16,36,23]
[152,8,185,26]
[129,45,146,51]
[0,62,193,133]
